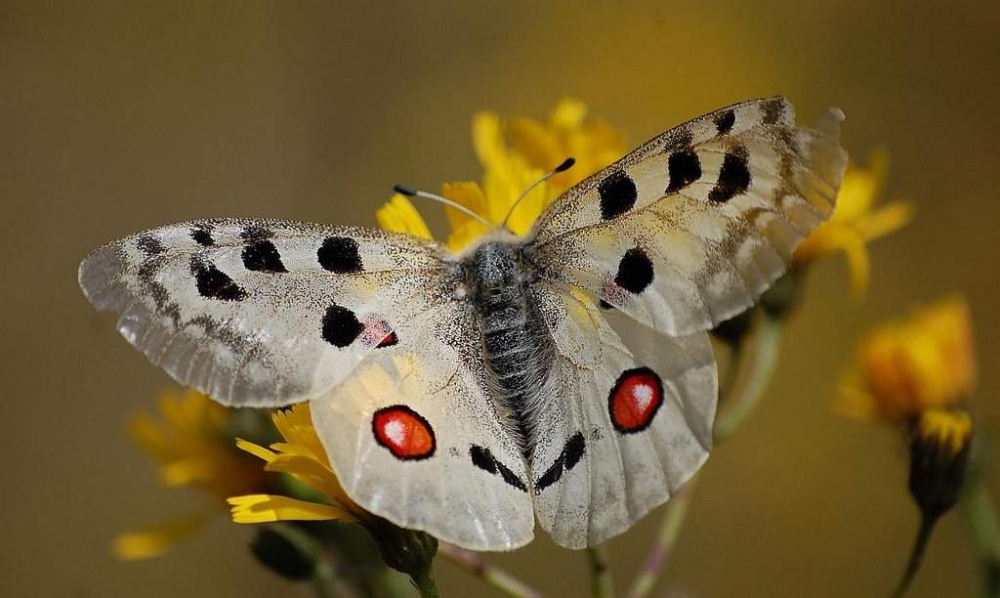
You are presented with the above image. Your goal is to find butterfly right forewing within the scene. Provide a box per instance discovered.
[527,97,847,336]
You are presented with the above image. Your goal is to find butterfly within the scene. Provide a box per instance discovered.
[79,97,846,551]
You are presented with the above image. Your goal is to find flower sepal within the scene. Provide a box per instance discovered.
[908,408,974,519]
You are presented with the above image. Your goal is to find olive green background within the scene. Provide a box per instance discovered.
[3,2,998,597]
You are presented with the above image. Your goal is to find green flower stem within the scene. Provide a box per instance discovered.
[437,542,543,598]
[588,544,616,598]
[714,314,784,442]
[625,312,784,597]
[410,568,441,598]
[890,512,937,598]
[961,484,1000,598]
[625,477,698,598]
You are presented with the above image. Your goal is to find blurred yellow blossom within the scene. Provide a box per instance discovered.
[380,99,626,252]
[228,403,368,526]
[794,148,913,296]
[838,296,976,423]
[114,390,266,560]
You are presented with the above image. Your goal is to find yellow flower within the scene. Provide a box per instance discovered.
[838,296,976,423]
[794,148,913,296]
[114,390,266,560]
[228,403,368,526]
[379,99,626,252]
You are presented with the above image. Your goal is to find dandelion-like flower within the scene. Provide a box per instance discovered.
[794,148,912,296]
[113,390,267,559]
[228,403,367,526]
[839,296,978,597]
[839,295,975,422]
[377,98,625,250]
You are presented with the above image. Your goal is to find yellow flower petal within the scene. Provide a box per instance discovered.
[113,511,213,560]
[375,195,433,240]
[917,408,973,455]
[795,148,910,296]
[472,111,504,167]
[549,97,588,131]
[228,494,357,524]
[442,181,492,251]
[856,202,914,242]
[235,438,277,462]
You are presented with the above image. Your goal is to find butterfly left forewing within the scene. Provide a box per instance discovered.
[527,281,716,548]
[527,97,847,336]
[79,218,455,407]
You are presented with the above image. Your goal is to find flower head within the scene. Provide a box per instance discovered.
[377,98,626,251]
[228,403,367,525]
[114,390,267,559]
[838,296,976,423]
[794,148,912,296]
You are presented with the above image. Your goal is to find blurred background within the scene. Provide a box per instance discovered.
[3,1,998,596]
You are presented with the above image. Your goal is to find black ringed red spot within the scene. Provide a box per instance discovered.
[608,367,664,434]
[372,405,436,461]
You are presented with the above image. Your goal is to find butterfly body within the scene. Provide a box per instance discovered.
[80,97,847,551]
[464,236,555,453]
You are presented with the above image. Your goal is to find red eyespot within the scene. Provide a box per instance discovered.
[608,367,664,434]
[372,405,436,460]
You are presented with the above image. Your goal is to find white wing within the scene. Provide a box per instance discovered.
[527,281,716,548]
[527,97,847,336]
[311,302,535,551]
[79,218,458,407]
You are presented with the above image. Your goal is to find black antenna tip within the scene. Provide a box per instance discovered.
[554,157,576,173]
[393,184,417,197]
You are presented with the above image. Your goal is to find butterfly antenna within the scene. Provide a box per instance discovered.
[392,185,493,228]
[499,157,575,230]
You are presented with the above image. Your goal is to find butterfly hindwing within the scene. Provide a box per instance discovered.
[527,97,847,336]
[79,218,456,407]
[527,281,716,548]
[310,302,535,550]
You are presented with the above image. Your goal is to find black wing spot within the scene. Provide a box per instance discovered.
[191,258,247,302]
[762,98,785,125]
[715,109,736,135]
[191,225,214,247]
[321,304,363,348]
[709,146,751,203]
[470,445,528,492]
[241,225,274,242]
[615,248,654,294]
[666,149,701,193]
[534,432,586,494]
[242,239,287,273]
[137,235,164,256]
[598,169,638,220]
[318,237,363,273]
